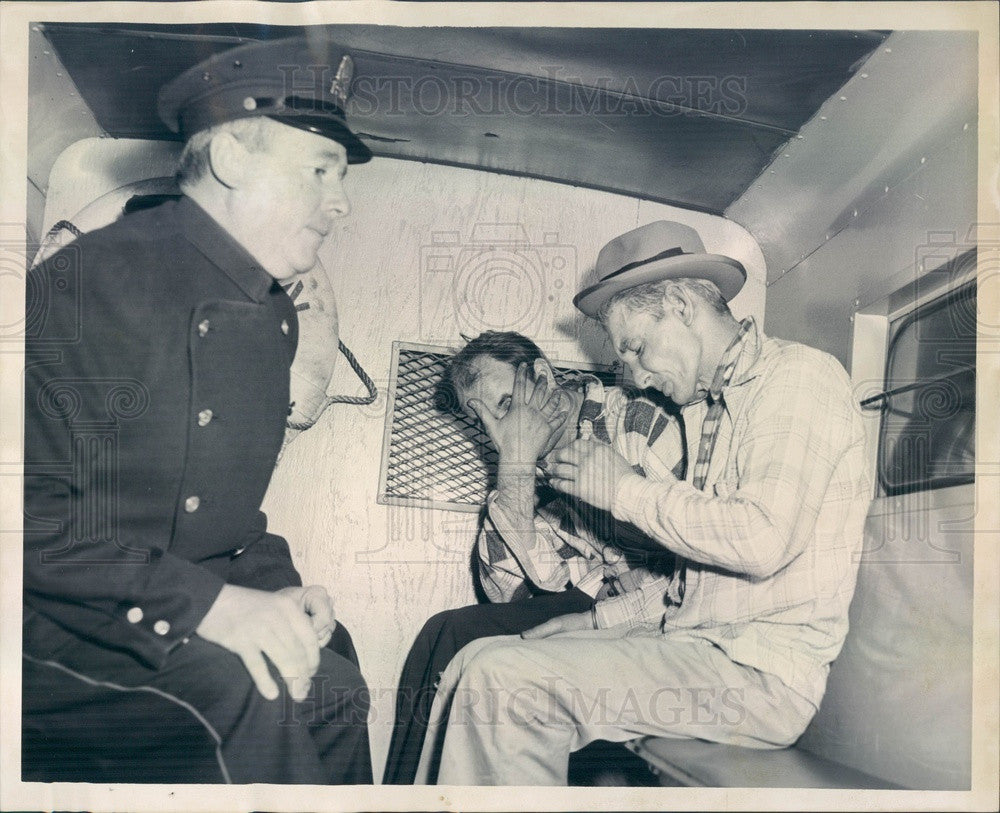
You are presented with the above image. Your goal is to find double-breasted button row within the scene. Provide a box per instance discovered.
[197,318,211,337]
[184,495,200,513]
[197,408,214,426]
[126,607,171,636]
[280,319,290,335]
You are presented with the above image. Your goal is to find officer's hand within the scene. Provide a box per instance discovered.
[279,584,337,647]
[547,437,634,512]
[468,362,568,467]
[521,611,595,640]
[196,584,321,702]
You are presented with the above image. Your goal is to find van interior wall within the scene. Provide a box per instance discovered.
[725,29,978,790]
[261,156,766,771]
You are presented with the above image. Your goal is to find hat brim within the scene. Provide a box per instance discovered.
[267,115,372,164]
[574,254,747,318]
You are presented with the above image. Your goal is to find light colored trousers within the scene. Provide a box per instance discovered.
[415,625,816,786]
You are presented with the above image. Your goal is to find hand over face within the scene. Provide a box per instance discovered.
[196,584,327,702]
[547,437,634,513]
[468,362,569,467]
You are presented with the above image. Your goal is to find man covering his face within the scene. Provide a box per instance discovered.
[383,330,683,784]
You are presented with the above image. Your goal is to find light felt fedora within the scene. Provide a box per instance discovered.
[574,221,746,317]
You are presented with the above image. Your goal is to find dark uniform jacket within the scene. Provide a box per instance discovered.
[24,196,301,670]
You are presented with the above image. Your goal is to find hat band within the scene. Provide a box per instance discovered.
[179,93,347,138]
[602,246,687,282]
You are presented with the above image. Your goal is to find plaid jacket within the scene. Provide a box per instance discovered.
[614,319,872,707]
[476,379,685,629]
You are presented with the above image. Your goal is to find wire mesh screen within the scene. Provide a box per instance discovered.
[378,341,619,513]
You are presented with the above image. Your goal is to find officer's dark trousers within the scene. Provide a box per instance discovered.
[22,611,373,784]
[382,588,593,784]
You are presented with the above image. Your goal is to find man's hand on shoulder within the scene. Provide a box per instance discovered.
[196,584,324,702]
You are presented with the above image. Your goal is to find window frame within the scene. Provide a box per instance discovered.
[859,251,977,498]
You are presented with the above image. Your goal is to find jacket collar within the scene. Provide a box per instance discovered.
[176,195,275,302]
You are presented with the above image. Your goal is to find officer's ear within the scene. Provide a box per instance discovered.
[207,131,251,190]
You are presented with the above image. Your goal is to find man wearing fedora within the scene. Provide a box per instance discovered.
[23,37,373,783]
[416,221,871,785]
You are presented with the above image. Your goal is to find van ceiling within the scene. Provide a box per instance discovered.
[40,23,887,216]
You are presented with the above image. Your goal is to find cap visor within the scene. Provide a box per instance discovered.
[269,114,373,164]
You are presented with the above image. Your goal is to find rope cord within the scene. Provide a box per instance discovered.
[286,338,378,431]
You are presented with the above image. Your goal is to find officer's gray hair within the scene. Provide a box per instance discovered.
[596,277,732,325]
[176,117,276,188]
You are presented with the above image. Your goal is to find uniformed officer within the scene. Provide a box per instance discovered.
[23,37,374,784]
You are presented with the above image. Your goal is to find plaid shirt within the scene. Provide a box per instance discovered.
[477,379,685,629]
[614,318,872,707]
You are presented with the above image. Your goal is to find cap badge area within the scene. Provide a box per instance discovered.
[330,55,354,108]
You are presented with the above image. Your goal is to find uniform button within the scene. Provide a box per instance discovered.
[153,619,171,636]
[126,606,143,624]
[197,319,211,337]
[280,319,290,335]
[184,495,200,513]
[197,408,214,427]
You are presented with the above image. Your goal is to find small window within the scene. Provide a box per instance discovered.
[871,253,976,496]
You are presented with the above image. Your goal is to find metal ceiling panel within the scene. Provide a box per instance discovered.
[38,23,887,214]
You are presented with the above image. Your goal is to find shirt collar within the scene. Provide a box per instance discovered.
[176,195,275,302]
[701,316,768,402]
[726,316,765,389]
[577,374,608,428]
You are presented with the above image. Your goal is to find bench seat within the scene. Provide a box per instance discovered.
[624,737,900,789]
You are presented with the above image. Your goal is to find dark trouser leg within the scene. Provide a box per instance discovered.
[381,588,593,784]
[327,622,361,667]
[317,622,373,783]
[23,619,372,784]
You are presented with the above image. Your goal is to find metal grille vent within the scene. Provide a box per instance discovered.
[378,341,618,513]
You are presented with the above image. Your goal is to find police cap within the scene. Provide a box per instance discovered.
[158,36,372,164]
